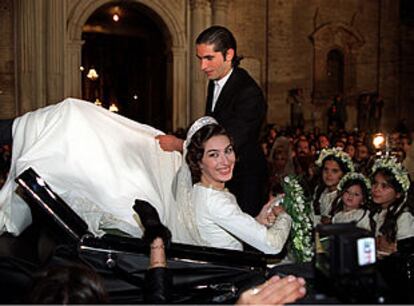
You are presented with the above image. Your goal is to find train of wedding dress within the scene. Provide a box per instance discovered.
[0,98,195,244]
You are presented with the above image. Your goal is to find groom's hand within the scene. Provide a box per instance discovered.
[155,135,184,153]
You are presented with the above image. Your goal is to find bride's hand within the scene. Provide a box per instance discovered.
[256,201,276,226]
[271,205,285,217]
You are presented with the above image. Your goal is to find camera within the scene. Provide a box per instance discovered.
[315,223,376,277]
[314,223,386,303]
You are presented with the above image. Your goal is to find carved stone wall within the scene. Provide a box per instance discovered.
[309,22,364,129]
[0,0,15,118]
[1,0,412,131]
[263,0,400,131]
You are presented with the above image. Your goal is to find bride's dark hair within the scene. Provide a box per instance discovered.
[186,124,231,184]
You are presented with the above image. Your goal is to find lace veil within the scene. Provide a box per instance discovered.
[171,116,218,245]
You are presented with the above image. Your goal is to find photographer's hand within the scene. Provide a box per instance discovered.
[236,275,306,305]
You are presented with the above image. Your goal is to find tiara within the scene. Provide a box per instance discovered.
[338,172,371,193]
[185,116,218,145]
[372,156,410,193]
[315,148,355,172]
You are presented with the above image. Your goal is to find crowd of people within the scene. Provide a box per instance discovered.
[262,123,413,185]
[0,24,413,304]
[262,122,414,257]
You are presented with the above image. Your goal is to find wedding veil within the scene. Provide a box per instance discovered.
[171,116,218,245]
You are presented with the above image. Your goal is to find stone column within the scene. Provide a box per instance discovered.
[189,0,210,121]
[377,0,400,130]
[15,0,47,114]
[46,0,65,105]
[171,47,188,130]
[0,0,16,117]
[211,0,229,26]
[65,39,84,99]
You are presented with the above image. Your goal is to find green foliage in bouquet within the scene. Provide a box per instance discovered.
[281,175,314,263]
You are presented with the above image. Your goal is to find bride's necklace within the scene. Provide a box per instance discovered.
[197,181,228,192]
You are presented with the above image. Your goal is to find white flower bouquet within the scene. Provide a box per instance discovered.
[282,175,314,263]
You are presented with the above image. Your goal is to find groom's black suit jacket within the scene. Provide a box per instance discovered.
[205,67,268,216]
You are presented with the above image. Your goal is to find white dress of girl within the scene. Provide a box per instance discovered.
[332,208,371,231]
[372,209,414,241]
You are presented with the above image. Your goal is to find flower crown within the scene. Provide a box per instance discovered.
[315,148,355,172]
[338,172,371,193]
[372,156,410,193]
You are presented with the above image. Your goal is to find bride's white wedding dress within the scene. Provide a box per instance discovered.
[0,98,291,254]
[0,98,194,243]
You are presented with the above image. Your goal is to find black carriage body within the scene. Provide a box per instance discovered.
[15,167,267,304]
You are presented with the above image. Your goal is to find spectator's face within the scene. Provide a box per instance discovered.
[344,145,356,159]
[319,136,330,149]
[269,129,277,140]
[196,43,233,80]
[390,133,400,148]
[401,138,411,154]
[342,184,364,210]
[296,140,310,157]
[322,160,343,191]
[392,149,405,163]
[356,145,369,161]
[335,141,345,149]
[200,135,235,188]
[273,153,288,171]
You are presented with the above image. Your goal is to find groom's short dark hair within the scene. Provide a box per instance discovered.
[196,26,243,67]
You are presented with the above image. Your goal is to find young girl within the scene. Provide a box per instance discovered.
[369,156,414,257]
[331,172,371,231]
[312,148,355,225]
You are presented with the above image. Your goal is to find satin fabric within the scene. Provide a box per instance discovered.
[0,98,190,242]
[192,183,291,254]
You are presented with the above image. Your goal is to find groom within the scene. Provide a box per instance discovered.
[157,26,268,217]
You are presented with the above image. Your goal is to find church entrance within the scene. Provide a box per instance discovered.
[81,1,171,131]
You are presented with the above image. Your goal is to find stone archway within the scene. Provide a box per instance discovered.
[310,22,365,102]
[66,0,188,129]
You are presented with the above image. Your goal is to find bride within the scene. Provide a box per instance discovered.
[178,116,291,253]
[0,98,290,254]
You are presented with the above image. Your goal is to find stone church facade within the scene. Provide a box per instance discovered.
[0,0,413,132]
